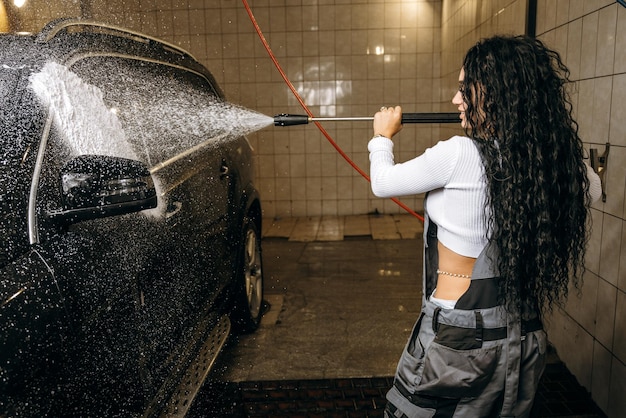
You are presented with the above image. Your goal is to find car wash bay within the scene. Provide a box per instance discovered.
[188,214,606,418]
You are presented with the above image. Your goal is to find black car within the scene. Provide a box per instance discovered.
[0,19,264,417]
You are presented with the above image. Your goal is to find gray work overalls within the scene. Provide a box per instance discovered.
[385,213,547,418]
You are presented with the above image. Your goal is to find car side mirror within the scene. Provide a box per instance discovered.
[46,155,157,223]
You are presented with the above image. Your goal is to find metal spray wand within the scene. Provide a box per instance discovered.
[273,112,460,126]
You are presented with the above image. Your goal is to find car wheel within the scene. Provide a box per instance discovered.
[231,216,264,334]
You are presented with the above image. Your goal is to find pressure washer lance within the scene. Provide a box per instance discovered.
[273,112,461,126]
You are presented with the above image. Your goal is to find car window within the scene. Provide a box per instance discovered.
[68,56,222,168]
[34,55,227,224]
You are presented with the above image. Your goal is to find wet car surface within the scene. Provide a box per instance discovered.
[0,19,263,417]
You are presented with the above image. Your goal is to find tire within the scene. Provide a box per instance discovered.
[231,217,264,334]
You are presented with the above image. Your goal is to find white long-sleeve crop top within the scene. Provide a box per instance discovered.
[368,135,488,258]
[368,135,603,259]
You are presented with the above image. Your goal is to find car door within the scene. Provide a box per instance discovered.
[0,61,75,416]
[34,53,234,409]
[68,54,238,396]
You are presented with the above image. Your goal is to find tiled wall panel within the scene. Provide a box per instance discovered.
[534,1,625,416]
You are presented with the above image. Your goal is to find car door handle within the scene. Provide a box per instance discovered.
[165,201,182,219]
[220,163,230,178]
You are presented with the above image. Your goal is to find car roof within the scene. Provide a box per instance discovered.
[0,18,223,97]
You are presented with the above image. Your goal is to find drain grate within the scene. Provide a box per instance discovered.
[188,363,607,417]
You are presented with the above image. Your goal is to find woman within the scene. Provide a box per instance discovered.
[368,35,602,418]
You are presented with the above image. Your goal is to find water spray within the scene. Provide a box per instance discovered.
[273,112,460,126]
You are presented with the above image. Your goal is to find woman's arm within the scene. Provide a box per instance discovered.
[585,162,602,203]
[368,137,459,198]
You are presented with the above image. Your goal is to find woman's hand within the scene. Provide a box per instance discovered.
[373,106,403,139]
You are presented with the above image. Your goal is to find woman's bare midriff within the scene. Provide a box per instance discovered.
[433,242,476,301]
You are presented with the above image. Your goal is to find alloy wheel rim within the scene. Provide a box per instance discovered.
[245,228,262,319]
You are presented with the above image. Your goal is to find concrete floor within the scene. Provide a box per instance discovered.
[218,214,423,382]
[199,215,605,417]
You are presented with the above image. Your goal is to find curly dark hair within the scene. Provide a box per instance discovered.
[461,35,591,314]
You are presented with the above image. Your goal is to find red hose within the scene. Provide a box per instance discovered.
[241,0,424,223]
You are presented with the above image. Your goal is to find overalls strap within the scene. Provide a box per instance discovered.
[422,211,523,416]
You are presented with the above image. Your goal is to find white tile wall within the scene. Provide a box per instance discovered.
[592,340,612,412]
[608,351,626,417]
[535,1,626,416]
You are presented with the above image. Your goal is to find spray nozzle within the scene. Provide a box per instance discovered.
[273,114,311,126]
